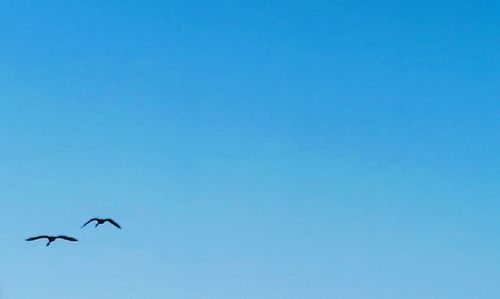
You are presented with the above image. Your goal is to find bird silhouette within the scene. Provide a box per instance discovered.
[26,235,78,246]
[81,218,122,229]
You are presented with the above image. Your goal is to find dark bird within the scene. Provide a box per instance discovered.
[81,218,122,229]
[26,235,78,246]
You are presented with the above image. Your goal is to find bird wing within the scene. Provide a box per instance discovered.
[105,219,122,229]
[57,236,78,242]
[81,218,99,228]
[26,235,49,241]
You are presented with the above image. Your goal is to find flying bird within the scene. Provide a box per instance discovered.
[26,235,78,246]
[81,218,122,229]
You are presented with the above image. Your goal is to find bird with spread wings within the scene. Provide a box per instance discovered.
[26,235,78,246]
[81,218,122,229]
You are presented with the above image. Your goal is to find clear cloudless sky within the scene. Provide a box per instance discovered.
[0,1,499,298]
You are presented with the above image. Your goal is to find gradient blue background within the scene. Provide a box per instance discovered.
[1,1,500,298]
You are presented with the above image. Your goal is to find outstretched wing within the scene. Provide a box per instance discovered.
[26,235,49,241]
[57,236,78,242]
[105,219,122,229]
[81,218,99,228]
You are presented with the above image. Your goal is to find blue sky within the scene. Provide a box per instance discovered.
[0,1,499,298]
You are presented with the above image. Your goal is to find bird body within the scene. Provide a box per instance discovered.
[26,235,78,246]
[82,218,122,229]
